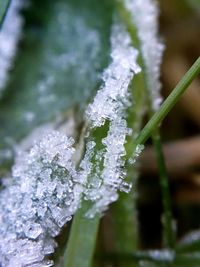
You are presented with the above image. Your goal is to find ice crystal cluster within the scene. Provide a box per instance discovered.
[87,23,140,127]
[0,20,143,265]
[125,0,164,110]
[0,131,83,267]
[83,23,141,217]
[0,0,24,93]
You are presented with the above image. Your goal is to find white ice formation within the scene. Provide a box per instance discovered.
[0,0,24,94]
[83,23,141,217]
[125,0,164,110]
[0,131,83,267]
[0,20,145,266]
[86,23,141,126]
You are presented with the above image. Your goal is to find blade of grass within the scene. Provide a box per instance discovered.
[0,0,10,27]
[135,57,200,146]
[63,56,200,267]
[152,132,175,248]
[63,202,100,267]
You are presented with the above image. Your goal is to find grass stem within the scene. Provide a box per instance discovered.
[135,56,200,146]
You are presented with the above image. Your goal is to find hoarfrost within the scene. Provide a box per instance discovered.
[87,23,141,126]
[0,20,145,265]
[125,0,164,110]
[0,131,83,266]
[0,0,24,94]
[83,22,141,217]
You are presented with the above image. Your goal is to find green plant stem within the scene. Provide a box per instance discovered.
[135,56,200,146]
[152,132,175,248]
[64,57,200,267]
[63,201,100,267]
[0,0,10,27]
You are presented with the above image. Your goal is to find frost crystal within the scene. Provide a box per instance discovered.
[125,0,164,110]
[83,22,141,217]
[87,23,141,126]
[0,131,83,267]
[0,0,24,94]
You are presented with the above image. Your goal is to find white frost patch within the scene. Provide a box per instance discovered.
[0,131,83,267]
[125,0,164,110]
[83,22,141,217]
[0,20,145,264]
[0,0,25,94]
[86,23,141,126]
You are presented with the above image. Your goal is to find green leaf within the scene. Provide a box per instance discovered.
[0,0,113,169]
[63,202,100,267]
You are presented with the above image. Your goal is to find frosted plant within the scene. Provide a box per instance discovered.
[0,0,24,94]
[82,22,141,217]
[0,19,144,266]
[0,131,83,267]
[86,23,140,126]
[125,0,164,110]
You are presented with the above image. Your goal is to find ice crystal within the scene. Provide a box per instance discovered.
[86,23,141,127]
[125,0,164,110]
[0,0,24,94]
[0,131,83,266]
[83,22,141,217]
